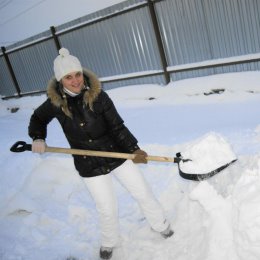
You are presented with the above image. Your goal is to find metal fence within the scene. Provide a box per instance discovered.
[1,0,260,99]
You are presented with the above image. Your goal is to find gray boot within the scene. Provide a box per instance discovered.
[160,225,174,239]
[100,246,113,260]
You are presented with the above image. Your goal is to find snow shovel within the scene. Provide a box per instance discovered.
[10,141,237,181]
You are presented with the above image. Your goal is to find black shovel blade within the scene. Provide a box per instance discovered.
[178,159,237,181]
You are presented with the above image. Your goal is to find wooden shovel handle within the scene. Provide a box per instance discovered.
[45,146,175,163]
[10,141,175,163]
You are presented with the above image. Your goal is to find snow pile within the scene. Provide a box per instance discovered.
[232,157,260,259]
[189,154,260,260]
[109,71,260,106]
[0,71,260,260]
[190,182,238,260]
[180,133,237,174]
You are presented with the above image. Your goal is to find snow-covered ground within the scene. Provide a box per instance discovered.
[0,71,260,260]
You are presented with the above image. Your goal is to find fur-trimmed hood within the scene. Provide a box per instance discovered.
[46,68,101,117]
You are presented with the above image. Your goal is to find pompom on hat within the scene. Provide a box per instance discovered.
[53,48,83,81]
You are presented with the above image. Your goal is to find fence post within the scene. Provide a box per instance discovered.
[50,26,61,51]
[1,47,21,97]
[147,0,170,84]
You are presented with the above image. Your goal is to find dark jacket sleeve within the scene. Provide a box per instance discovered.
[99,91,140,153]
[28,99,56,140]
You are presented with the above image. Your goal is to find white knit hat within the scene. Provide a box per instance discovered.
[53,48,83,81]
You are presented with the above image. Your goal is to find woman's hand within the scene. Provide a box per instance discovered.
[32,139,46,153]
[132,149,148,164]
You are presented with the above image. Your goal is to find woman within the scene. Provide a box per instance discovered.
[29,48,173,259]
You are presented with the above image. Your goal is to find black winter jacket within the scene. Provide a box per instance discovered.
[28,69,140,177]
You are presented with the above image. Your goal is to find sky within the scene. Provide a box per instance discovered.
[0,71,260,259]
[0,0,126,46]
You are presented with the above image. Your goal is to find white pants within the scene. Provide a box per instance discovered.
[83,160,169,247]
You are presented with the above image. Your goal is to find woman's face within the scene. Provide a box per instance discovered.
[61,71,84,94]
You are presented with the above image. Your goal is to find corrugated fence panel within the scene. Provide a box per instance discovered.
[57,5,164,88]
[102,74,165,91]
[0,56,17,97]
[202,0,260,75]
[56,0,145,32]
[156,0,212,64]
[155,0,260,81]
[5,29,51,52]
[155,0,218,80]
[1,0,260,97]
[8,40,57,94]
[202,0,260,57]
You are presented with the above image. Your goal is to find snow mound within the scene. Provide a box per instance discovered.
[190,181,238,260]
[232,156,260,259]
[180,132,237,174]
[189,155,260,260]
